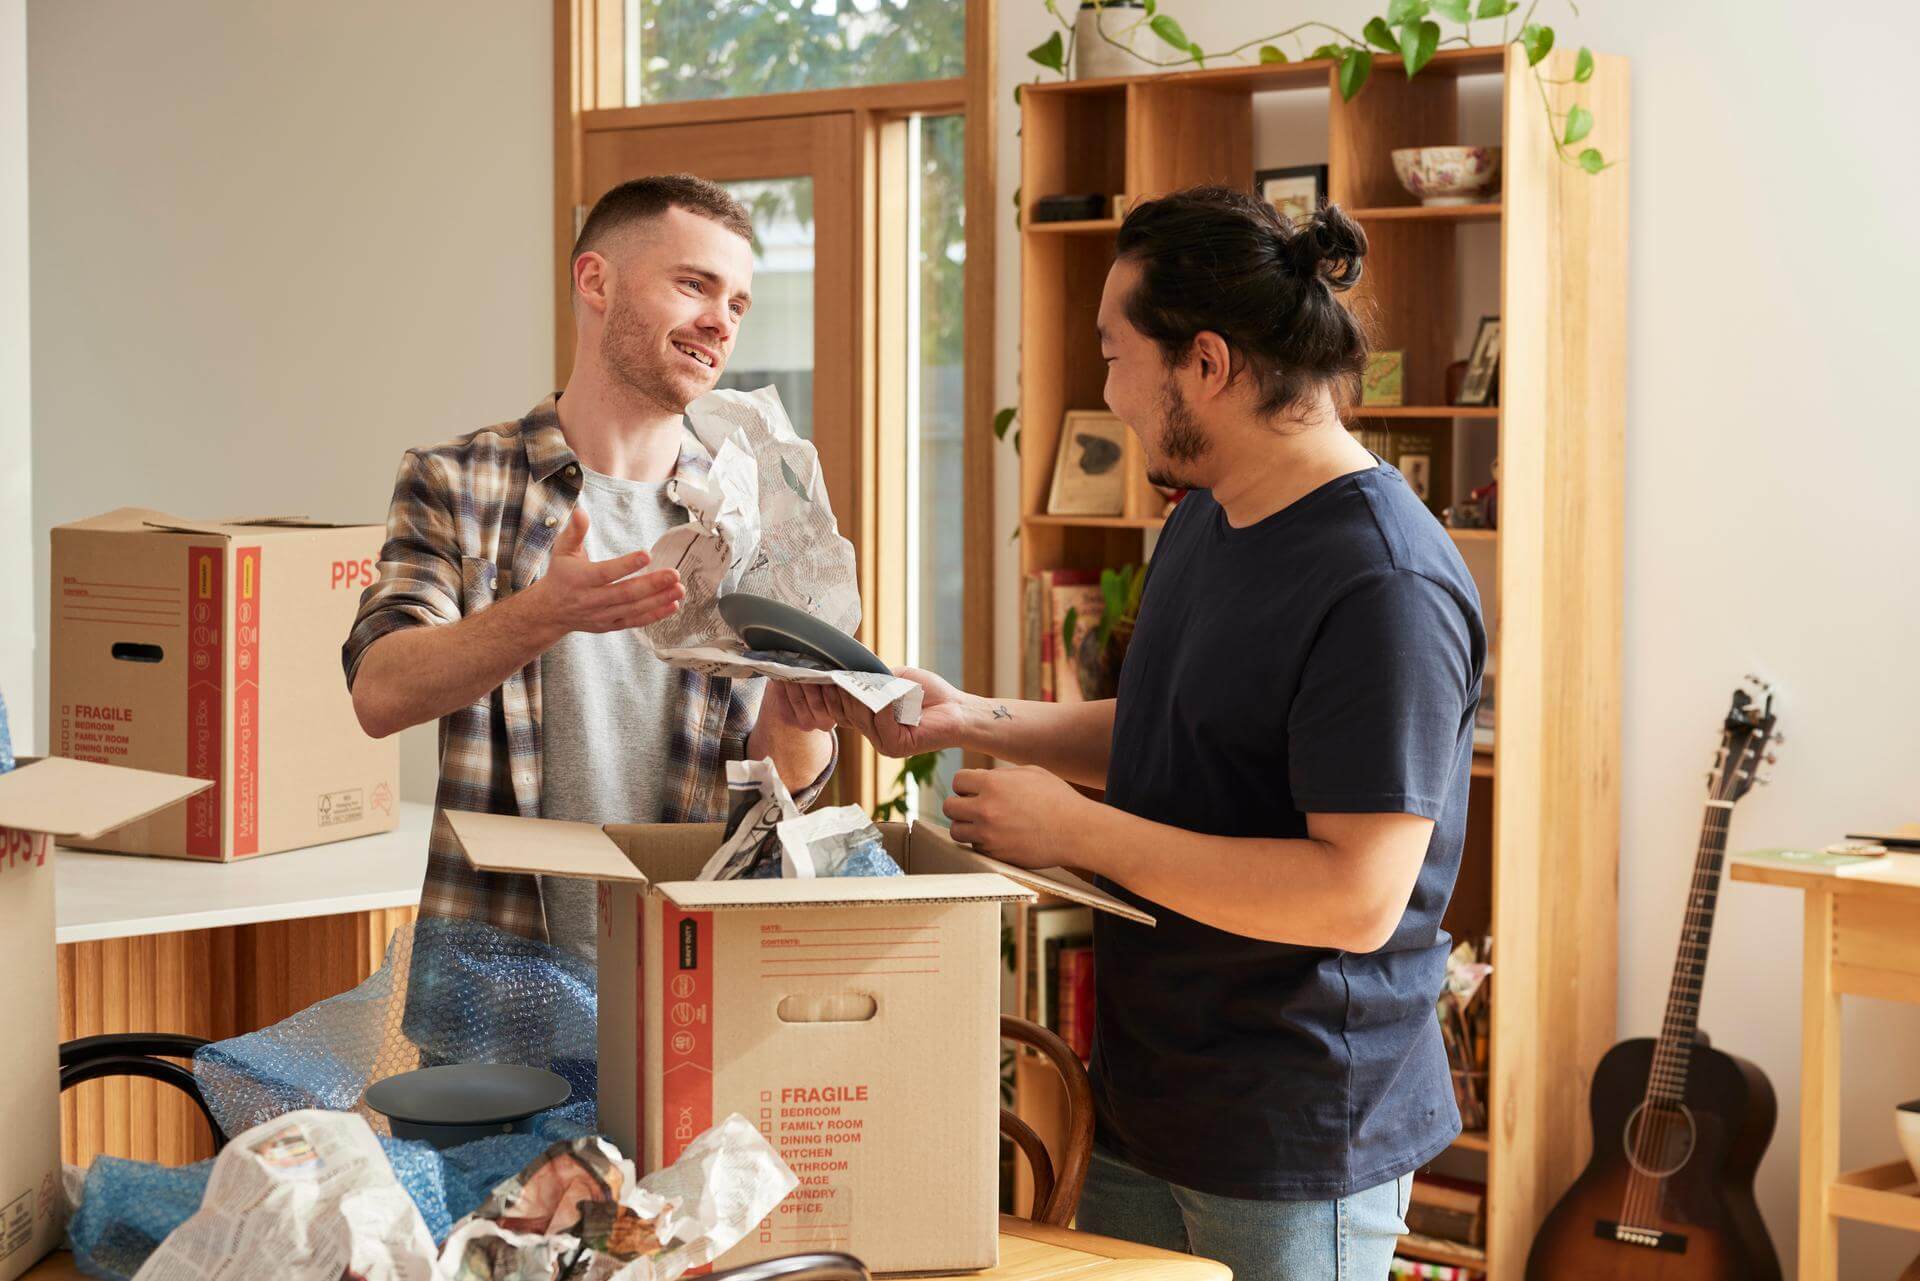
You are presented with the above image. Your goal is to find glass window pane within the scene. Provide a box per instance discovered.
[907,114,965,816]
[718,178,814,441]
[631,0,964,107]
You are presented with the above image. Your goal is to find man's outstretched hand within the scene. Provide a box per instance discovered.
[828,666,977,758]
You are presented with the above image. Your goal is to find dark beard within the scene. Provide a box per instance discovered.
[1145,376,1209,489]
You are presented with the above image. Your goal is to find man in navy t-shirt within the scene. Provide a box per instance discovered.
[829,185,1484,1281]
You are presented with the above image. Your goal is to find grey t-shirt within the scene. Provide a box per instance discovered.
[538,463,689,960]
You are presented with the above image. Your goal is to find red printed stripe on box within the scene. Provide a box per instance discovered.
[185,546,224,859]
[232,546,262,856]
[660,906,714,1167]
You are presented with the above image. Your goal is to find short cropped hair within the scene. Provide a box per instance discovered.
[570,173,754,270]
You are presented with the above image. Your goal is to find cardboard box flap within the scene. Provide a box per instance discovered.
[56,506,179,533]
[444,810,649,884]
[656,871,1034,911]
[227,515,380,530]
[0,757,211,840]
[960,853,1157,926]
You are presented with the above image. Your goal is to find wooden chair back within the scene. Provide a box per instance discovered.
[1000,1014,1094,1225]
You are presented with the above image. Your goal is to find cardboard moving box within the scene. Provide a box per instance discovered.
[50,508,398,860]
[447,810,1150,1275]
[0,757,211,1281]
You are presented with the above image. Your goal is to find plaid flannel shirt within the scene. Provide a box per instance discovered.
[343,395,832,939]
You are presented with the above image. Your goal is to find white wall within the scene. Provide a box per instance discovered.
[1,0,31,754]
[994,2,1920,1276]
[27,0,555,803]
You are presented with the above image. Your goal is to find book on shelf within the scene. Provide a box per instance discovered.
[1056,943,1095,1061]
[1389,1259,1476,1280]
[1021,576,1044,702]
[1406,1174,1486,1248]
[1037,569,1101,705]
[1026,905,1092,1034]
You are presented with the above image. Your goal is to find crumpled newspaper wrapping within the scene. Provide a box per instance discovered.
[67,918,603,1279]
[441,1116,796,1281]
[108,1109,793,1281]
[697,759,900,882]
[642,386,922,727]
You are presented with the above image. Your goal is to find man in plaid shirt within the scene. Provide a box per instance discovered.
[343,175,840,952]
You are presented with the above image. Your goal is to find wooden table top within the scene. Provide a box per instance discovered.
[21,1217,1231,1281]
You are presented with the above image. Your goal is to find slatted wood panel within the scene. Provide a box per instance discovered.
[57,906,415,1167]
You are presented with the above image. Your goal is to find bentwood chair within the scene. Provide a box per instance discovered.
[1000,1014,1094,1226]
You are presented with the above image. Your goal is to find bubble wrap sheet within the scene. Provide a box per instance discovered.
[67,918,601,1279]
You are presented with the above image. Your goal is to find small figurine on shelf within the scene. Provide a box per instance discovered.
[1443,462,1499,531]
[1470,460,1499,529]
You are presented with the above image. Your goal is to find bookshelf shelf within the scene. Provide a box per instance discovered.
[1351,202,1502,223]
[1830,1160,1920,1233]
[1024,217,1122,235]
[1352,406,1500,420]
[1014,45,1627,1274]
[1023,513,1166,530]
[1452,1129,1492,1153]
[1398,1233,1489,1271]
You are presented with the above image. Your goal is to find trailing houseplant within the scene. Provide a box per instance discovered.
[1026,0,1612,174]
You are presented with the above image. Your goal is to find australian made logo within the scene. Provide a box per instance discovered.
[317,788,365,827]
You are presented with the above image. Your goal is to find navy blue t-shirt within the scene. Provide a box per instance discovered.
[1093,462,1485,1200]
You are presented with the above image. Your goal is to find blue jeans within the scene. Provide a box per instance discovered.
[1075,1146,1412,1281]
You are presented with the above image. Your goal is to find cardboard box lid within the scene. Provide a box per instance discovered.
[445,810,652,884]
[959,853,1156,926]
[445,807,1154,920]
[0,757,212,840]
[54,506,377,536]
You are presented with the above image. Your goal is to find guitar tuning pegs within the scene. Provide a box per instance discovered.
[1771,732,1786,746]
[1757,772,1775,786]
[1765,753,1778,765]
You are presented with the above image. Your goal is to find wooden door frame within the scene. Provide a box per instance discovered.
[552,0,999,802]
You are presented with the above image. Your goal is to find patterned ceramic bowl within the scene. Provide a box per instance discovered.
[1391,146,1502,206]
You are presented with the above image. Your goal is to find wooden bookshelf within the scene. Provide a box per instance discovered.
[1014,43,1627,1278]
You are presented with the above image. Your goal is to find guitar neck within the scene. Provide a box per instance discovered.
[1646,801,1733,1104]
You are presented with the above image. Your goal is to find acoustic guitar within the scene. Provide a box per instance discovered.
[1525,678,1784,1280]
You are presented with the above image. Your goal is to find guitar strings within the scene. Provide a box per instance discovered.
[1619,758,1740,1233]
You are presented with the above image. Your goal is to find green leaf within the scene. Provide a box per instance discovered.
[1012,186,1021,211]
[1578,147,1605,173]
[1338,47,1374,100]
[1386,0,1428,22]
[1574,46,1594,82]
[1149,14,1190,51]
[1431,0,1471,21]
[1563,103,1593,145]
[1143,0,1155,13]
[1475,0,1516,14]
[1401,19,1440,76]
[780,457,812,503]
[1027,30,1065,74]
[1013,428,1022,455]
[1012,83,1022,105]
[1363,17,1399,53]
[1309,42,1347,61]
[1258,44,1288,63]
[1519,23,1554,65]
[992,406,1016,441]
[1062,606,1079,653]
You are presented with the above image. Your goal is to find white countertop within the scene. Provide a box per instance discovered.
[55,801,433,944]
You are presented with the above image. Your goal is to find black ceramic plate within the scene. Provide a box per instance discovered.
[363,1064,570,1130]
[718,592,891,675]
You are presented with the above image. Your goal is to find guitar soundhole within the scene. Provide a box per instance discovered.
[1623,1102,1697,1178]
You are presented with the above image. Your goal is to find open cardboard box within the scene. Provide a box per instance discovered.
[49,508,397,860]
[447,809,1150,1274]
[0,757,211,1281]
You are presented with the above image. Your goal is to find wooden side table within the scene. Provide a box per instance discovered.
[1731,848,1920,1281]
[21,1217,1231,1281]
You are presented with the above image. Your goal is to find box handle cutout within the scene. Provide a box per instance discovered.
[112,642,165,664]
[777,993,878,1024]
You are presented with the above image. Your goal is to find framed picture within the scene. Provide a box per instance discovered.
[1361,350,1405,407]
[1046,411,1129,517]
[1457,316,1502,407]
[1254,164,1329,227]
